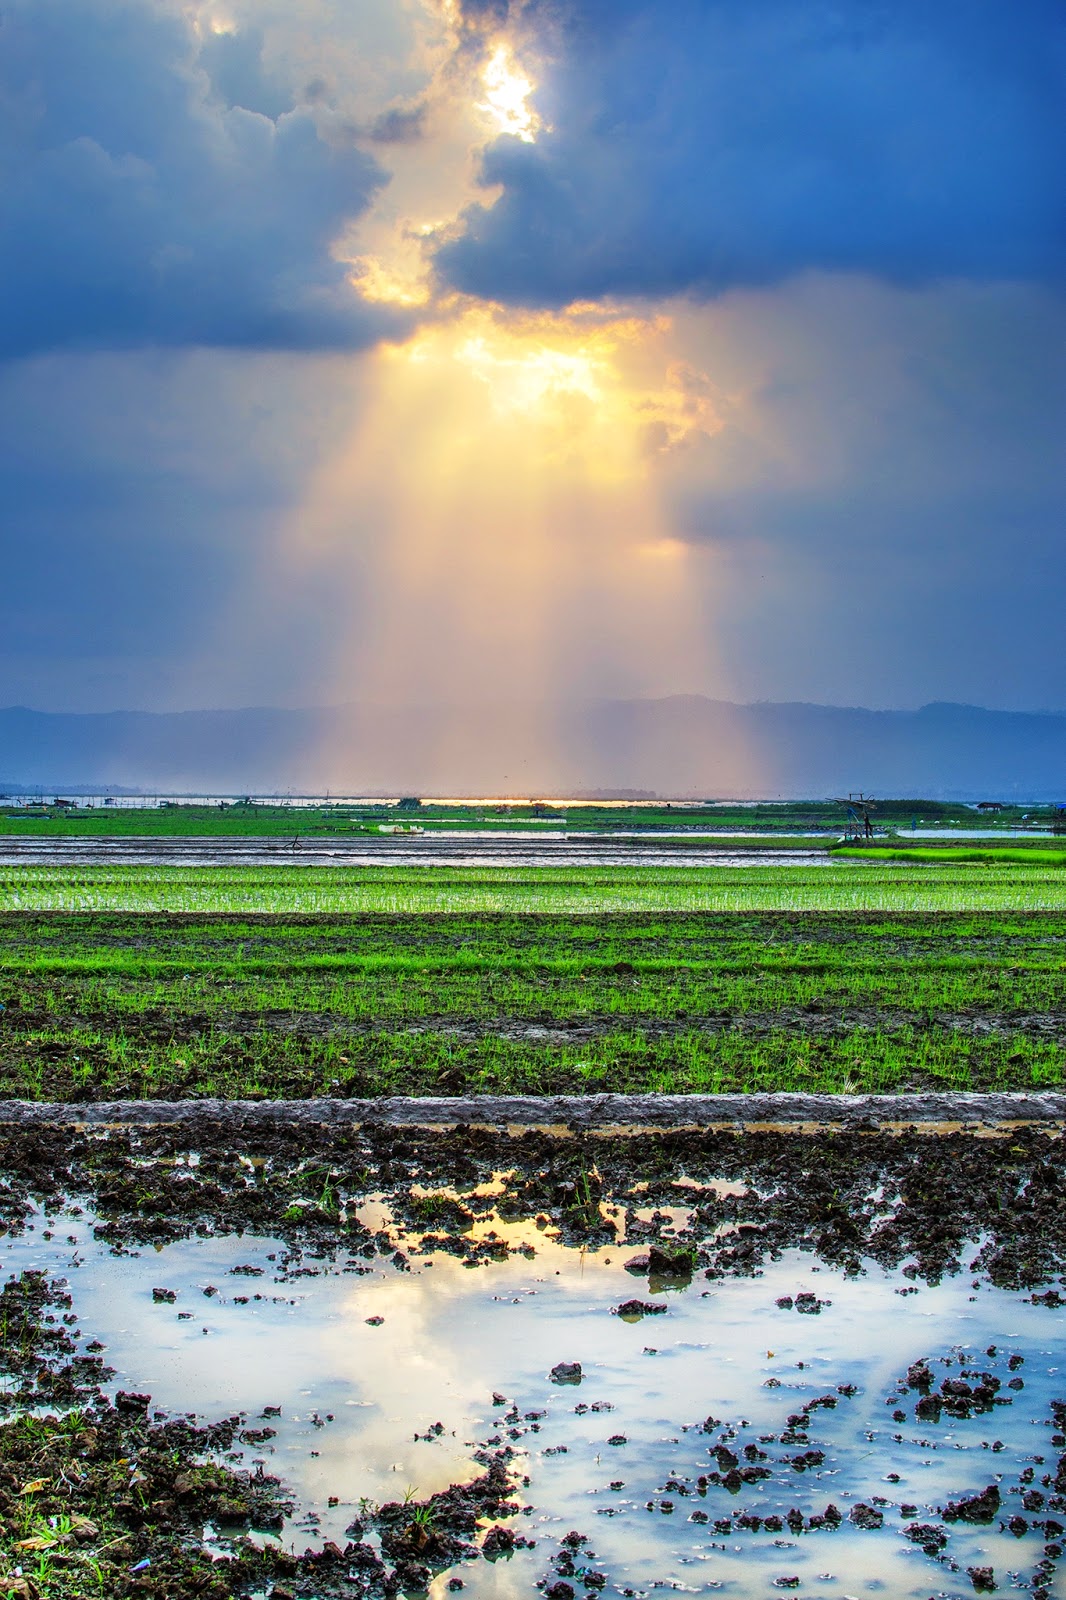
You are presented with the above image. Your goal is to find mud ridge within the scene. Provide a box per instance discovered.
[1,1089,1065,1132]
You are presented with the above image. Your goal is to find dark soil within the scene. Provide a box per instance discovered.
[1,1120,1064,1290]
[9,1004,1065,1046]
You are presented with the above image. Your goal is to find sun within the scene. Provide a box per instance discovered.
[478,45,542,142]
[455,328,605,414]
[382,303,723,486]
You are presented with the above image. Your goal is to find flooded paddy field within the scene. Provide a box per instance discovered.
[0,865,1063,1596]
[2,1121,1066,1599]
[0,838,829,872]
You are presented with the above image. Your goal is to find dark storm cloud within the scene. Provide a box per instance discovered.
[437,0,1066,305]
[0,0,402,359]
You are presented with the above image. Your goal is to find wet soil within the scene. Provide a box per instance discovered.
[1,1118,1064,1300]
[0,1267,521,1599]
[8,1004,1066,1048]
[0,836,828,869]
[3,1123,1066,1595]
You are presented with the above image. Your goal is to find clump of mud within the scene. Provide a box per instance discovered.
[0,1121,1064,1291]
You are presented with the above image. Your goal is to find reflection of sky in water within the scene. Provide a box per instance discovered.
[2,1211,1063,1597]
[0,836,829,868]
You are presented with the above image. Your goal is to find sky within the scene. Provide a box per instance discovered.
[1,0,1064,728]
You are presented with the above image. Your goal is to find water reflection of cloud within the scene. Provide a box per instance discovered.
[3,1214,1062,1592]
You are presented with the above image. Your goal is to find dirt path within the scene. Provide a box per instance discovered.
[1,1088,1064,1131]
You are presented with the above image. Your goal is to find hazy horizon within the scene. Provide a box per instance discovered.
[7,693,1066,714]
[9,693,1066,718]
[4,698,1065,801]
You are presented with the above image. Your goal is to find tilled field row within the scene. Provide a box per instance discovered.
[7,1005,1066,1040]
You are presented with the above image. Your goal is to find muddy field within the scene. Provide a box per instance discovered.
[1,910,1062,1099]
[2,1121,1066,1598]
[2,874,1064,1596]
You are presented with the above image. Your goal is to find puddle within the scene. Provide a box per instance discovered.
[5,1201,1065,1597]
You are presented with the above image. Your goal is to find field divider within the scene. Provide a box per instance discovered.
[0,1090,1063,1135]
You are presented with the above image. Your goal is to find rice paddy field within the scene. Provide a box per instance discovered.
[0,795,1009,836]
[2,846,1066,1600]
[0,859,1063,1100]
[3,859,1066,914]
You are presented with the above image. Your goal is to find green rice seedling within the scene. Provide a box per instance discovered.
[5,860,1066,915]
[1,899,1063,1099]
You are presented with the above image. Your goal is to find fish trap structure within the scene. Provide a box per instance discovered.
[835,792,877,840]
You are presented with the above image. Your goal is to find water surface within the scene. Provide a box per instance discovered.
[4,1202,1063,1598]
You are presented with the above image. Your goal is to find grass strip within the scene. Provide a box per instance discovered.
[835,846,1066,866]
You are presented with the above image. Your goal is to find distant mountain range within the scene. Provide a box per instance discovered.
[1,698,1064,800]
